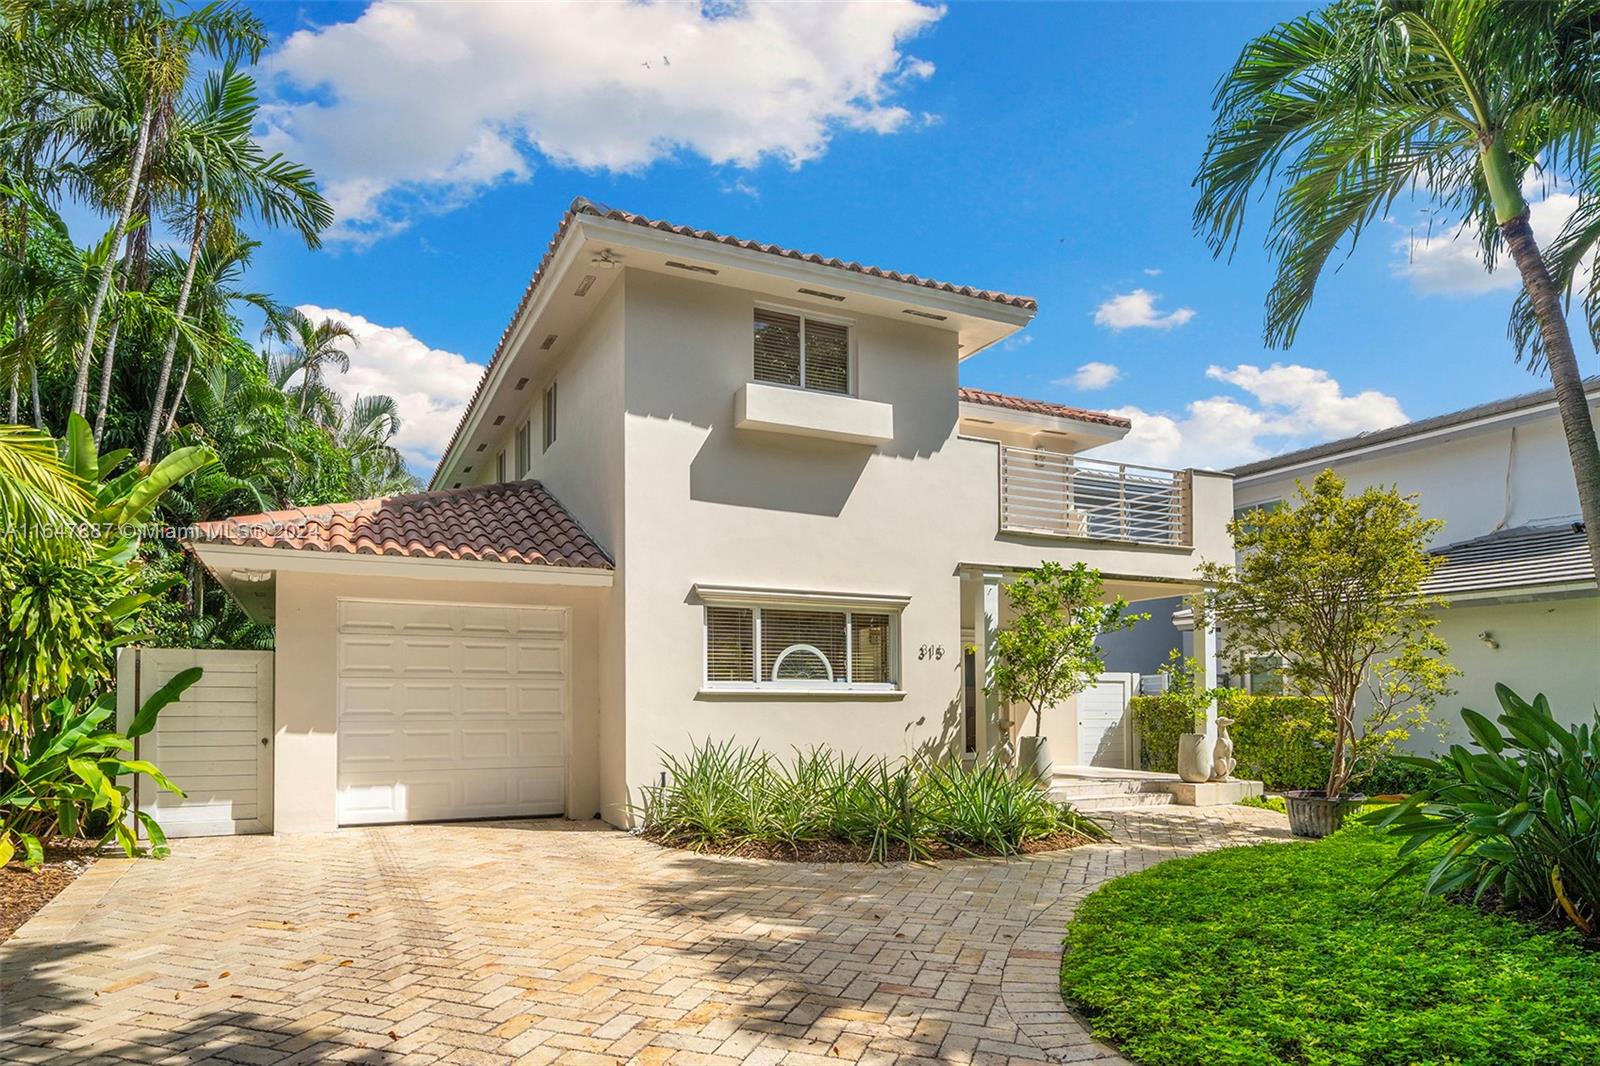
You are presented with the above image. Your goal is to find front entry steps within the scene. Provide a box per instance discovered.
[1049,765,1263,811]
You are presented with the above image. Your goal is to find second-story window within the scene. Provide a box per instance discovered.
[753,308,850,394]
[543,381,557,451]
[516,420,532,477]
[496,450,507,482]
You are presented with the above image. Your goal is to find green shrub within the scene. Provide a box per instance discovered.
[1361,755,1441,795]
[1236,793,1287,814]
[638,740,1105,861]
[1225,691,1328,791]
[1134,688,1328,791]
[1374,685,1600,935]
[1060,823,1600,1064]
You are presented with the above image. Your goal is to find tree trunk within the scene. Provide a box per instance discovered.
[1501,212,1600,581]
[1326,692,1351,799]
[28,362,40,430]
[72,91,154,417]
[93,314,123,445]
[94,230,143,445]
[141,207,205,464]
[162,350,193,435]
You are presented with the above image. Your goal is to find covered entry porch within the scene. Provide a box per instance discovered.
[955,566,1224,782]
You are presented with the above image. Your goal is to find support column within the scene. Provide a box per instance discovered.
[1197,604,1220,746]
[977,571,1009,762]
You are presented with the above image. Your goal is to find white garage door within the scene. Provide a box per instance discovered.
[336,599,568,825]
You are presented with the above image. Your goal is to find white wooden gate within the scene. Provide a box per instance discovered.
[1076,672,1139,768]
[116,648,274,837]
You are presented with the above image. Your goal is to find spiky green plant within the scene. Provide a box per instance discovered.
[1373,685,1600,934]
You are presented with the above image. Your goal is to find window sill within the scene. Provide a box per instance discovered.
[734,381,894,446]
[696,686,907,701]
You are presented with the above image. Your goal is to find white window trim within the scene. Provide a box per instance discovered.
[696,584,906,695]
[753,301,856,397]
[542,381,557,452]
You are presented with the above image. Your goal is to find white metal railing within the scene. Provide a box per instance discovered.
[998,445,1189,546]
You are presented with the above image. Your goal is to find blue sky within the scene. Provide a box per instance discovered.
[232,1,1592,474]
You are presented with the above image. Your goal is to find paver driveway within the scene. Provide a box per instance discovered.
[0,807,1291,1065]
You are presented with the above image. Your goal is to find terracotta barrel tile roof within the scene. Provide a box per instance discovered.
[958,386,1131,429]
[190,481,612,569]
[432,197,1037,487]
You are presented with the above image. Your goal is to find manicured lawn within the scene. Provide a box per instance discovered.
[1059,824,1600,1066]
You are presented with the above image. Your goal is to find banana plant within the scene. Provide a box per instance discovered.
[0,667,198,869]
[1372,685,1600,934]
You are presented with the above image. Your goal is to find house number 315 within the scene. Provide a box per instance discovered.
[918,644,945,661]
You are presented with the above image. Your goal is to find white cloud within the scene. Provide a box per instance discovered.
[1396,184,1582,295]
[262,1,942,243]
[1093,288,1195,331]
[294,304,481,471]
[1057,361,1120,391]
[1093,362,1406,469]
[1142,267,1162,277]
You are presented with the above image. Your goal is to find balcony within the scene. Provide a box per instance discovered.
[998,445,1190,547]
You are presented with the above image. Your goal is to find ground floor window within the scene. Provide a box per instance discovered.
[704,602,897,690]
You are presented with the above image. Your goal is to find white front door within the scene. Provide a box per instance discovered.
[1076,673,1136,768]
[335,599,568,825]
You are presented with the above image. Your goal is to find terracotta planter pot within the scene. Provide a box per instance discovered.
[1283,790,1365,838]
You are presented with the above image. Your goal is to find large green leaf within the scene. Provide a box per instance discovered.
[127,667,203,739]
[115,447,219,526]
[62,413,98,484]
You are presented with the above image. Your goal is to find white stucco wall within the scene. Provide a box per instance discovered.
[1234,403,1596,543]
[1419,597,1600,747]
[609,269,1233,817]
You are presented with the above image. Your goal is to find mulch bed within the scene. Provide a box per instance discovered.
[1,841,99,944]
[641,829,1100,863]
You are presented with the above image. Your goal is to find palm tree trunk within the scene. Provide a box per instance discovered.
[93,314,123,445]
[28,362,40,429]
[71,90,154,417]
[93,230,143,444]
[1501,212,1600,581]
[163,349,195,435]
[141,207,205,464]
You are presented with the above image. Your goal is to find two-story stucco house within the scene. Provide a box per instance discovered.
[190,199,1233,833]
[1226,378,1600,737]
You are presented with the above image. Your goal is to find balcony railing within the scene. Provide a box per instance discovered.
[998,445,1189,547]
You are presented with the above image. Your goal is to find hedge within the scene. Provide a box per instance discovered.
[1131,689,1329,791]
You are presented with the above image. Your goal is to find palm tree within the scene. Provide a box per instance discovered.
[39,0,265,417]
[140,64,329,462]
[334,393,417,499]
[1195,0,1600,577]
[268,310,359,428]
[156,234,284,437]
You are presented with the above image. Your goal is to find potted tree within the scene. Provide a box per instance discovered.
[988,562,1144,786]
[1197,471,1456,836]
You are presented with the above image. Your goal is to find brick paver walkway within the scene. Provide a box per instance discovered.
[0,806,1290,1065]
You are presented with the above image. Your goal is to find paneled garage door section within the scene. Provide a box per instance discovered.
[336,600,568,825]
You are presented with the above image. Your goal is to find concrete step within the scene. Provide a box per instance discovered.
[1059,791,1175,812]
[1049,778,1150,799]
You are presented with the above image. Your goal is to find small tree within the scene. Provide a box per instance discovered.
[1197,471,1457,799]
[988,562,1145,743]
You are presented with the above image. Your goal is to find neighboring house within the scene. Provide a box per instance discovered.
[189,198,1233,833]
[1225,378,1600,740]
